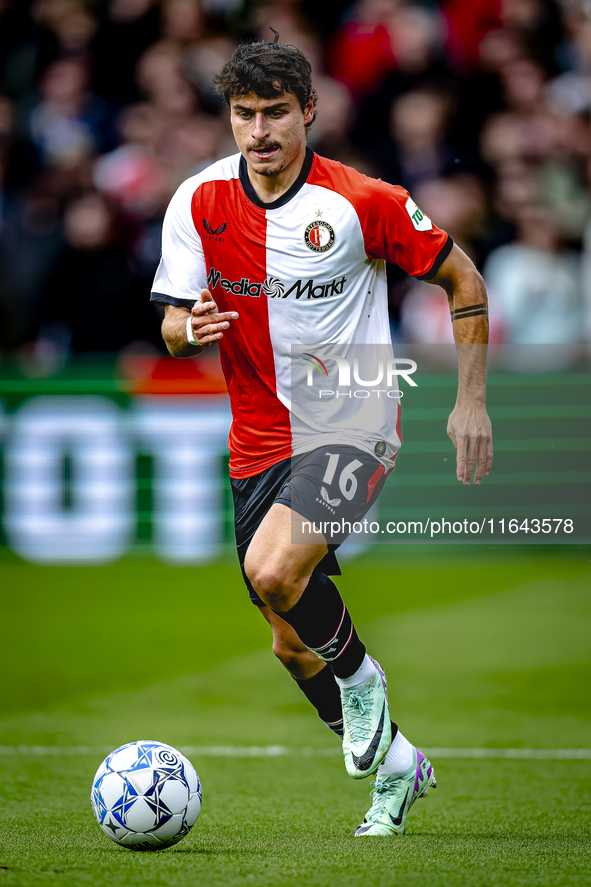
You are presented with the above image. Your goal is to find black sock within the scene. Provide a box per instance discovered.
[276,571,365,679]
[295,665,343,737]
[323,718,344,738]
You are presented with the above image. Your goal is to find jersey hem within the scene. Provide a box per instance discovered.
[415,235,454,281]
[229,446,294,479]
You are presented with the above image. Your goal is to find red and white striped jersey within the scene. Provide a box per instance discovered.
[151,149,451,478]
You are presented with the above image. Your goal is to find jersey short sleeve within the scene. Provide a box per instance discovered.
[309,158,452,280]
[150,177,207,308]
[360,179,452,278]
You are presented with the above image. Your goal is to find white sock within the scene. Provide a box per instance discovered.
[378,730,414,776]
[334,654,377,689]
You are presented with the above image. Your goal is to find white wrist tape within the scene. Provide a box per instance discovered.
[186,314,199,346]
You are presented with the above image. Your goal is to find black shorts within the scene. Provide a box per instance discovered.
[231,445,387,605]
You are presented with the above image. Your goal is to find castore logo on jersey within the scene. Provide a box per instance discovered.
[202,218,228,240]
[207,266,347,300]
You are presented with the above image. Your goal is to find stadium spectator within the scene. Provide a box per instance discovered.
[35,192,163,360]
[0,0,589,354]
[0,182,62,354]
[441,0,502,69]
[399,174,504,345]
[27,58,111,166]
[161,0,202,45]
[375,88,455,190]
[91,0,160,108]
[35,0,98,60]
[483,203,584,345]
[327,0,399,98]
[135,40,197,118]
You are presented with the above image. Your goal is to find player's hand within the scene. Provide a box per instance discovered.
[189,289,239,347]
[447,401,493,485]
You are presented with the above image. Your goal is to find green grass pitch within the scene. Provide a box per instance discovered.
[0,546,590,886]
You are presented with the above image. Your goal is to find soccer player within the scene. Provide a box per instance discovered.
[151,35,492,836]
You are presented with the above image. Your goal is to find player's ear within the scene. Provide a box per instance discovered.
[303,97,315,127]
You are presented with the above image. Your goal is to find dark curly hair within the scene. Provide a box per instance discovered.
[213,31,317,129]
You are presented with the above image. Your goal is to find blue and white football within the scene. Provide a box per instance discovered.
[90,740,202,850]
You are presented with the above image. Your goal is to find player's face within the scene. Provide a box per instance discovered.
[230,91,314,180]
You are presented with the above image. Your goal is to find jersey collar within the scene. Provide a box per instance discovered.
[239,147,314,210]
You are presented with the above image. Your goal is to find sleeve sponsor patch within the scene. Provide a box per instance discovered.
[405,197,433,232]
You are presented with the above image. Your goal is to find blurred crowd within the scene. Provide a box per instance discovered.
[1,0,590,374]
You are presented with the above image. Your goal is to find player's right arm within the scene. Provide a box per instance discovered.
[162,289,239,358]
[152,178,241,356]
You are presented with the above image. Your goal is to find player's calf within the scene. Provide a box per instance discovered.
[268,571,392,778]
[271,629,325,680]
[259,606,345,737]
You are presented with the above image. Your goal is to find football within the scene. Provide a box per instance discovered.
[90,740,202,850]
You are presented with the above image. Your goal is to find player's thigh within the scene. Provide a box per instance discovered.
[231,458,293,606]
[244,502,328,589]
[284,445,388,546]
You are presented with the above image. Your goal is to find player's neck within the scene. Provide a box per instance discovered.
[245,145,307,204]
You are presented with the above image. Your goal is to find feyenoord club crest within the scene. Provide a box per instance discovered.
[304,220,335,253]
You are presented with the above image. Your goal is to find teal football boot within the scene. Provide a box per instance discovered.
[340,658,392,779]
[354,747,436,836]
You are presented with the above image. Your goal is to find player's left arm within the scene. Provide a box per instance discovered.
[425,242,493,485]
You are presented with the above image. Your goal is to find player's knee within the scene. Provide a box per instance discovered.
[244,559,296,611]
